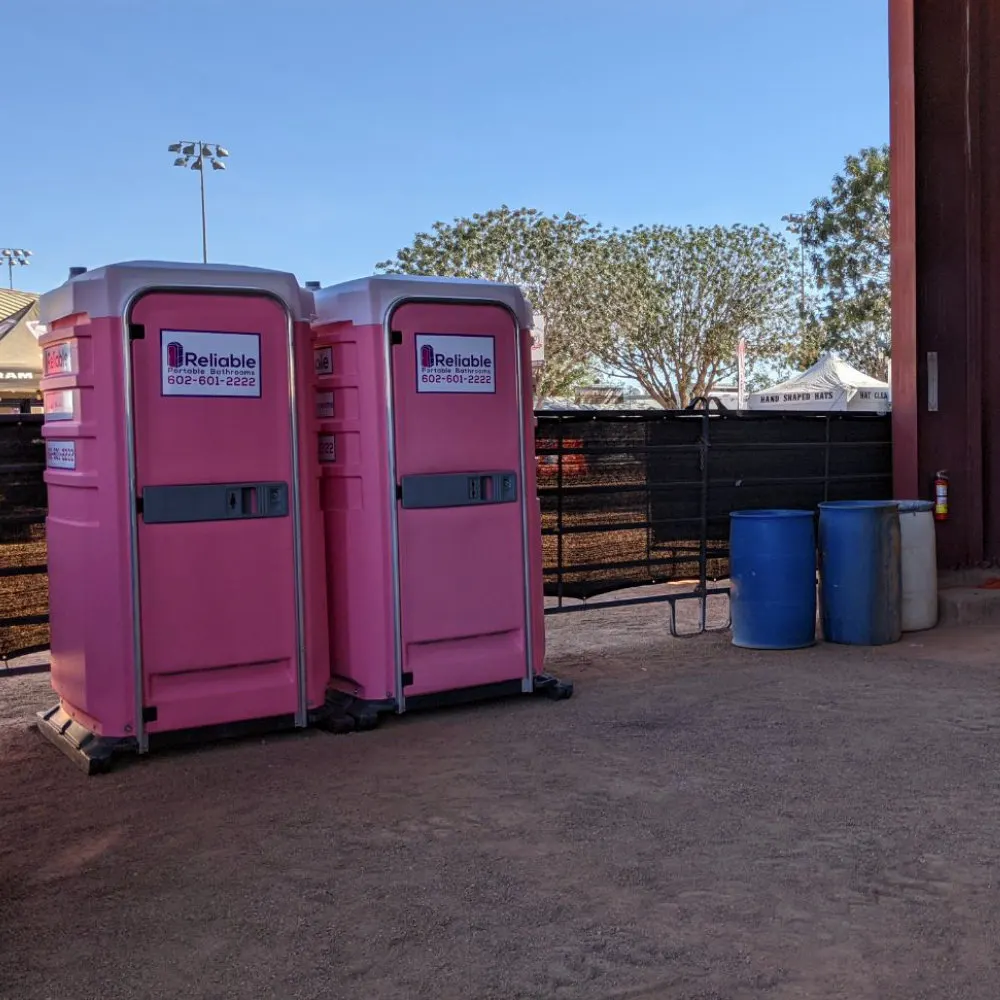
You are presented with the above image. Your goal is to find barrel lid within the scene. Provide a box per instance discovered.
[730,509,814,518]
[818,500,899,509]
[896,499,934,513]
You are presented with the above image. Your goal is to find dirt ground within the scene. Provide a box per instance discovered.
[3,608,1000,1000]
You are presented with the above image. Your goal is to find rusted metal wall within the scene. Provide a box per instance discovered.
[891,0,1000,566]
[889,0,917,502]
[979,0,1000,559]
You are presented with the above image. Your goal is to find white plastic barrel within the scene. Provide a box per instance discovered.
[897,500,938,631]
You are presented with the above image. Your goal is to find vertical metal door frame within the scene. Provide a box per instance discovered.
[382,298,534,714]
[122,287,309,753]
[511,320,535,693]
[382,305,406,714]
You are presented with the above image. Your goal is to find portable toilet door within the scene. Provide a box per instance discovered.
[127,290,309,741]
[389,299,536,706]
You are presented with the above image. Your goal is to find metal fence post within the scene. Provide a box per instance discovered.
[823,416,832,502]
[556,416,565,610]
[697,409,711,631]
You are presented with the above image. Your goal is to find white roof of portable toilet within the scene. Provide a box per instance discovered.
[748,353,890,412]
[311,274,534,331]
[39,261,312,324]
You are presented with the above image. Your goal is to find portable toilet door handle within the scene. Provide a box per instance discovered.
[399,471,518,509]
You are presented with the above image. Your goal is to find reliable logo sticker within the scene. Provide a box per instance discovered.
[415,334,495,394]
[161,330,261,398]
[167,341,185,367]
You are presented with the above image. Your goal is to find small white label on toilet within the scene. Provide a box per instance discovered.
[315,391,335,419]
[46,439,76,470]
[318,434,337,463]
[314,346,334,376]
[44,389,77,421]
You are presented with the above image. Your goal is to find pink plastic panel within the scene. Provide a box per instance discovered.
[312,320,397,704]
[40,315,135,735]
[292,319,333,711]
[130,293,300,731]
[391,302,529,697]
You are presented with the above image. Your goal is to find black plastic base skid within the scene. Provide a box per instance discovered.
[37,675,576,768]
[35,704,136,776]
[37,704,303,775]
[319,673,574,734]
[314,691,394,734]
[532,672,574,700]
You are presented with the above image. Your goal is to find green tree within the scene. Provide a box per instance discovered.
[796,145,890,379]
[375,206,607,400]
[590,224,798,408]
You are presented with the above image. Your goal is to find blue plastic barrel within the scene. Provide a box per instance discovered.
[818,500,901,645]
[730,510,817,649]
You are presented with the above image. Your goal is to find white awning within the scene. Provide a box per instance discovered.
[749,353,890,412]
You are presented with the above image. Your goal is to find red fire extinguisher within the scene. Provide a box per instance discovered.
[934,470,949,521]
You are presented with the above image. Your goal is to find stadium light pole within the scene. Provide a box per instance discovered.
[1,248,32,290]
[168,141,229,263]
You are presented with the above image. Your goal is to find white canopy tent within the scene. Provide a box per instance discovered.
[536,398,603,411]
[748,353,890,412]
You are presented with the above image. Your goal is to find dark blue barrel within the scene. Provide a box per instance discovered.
[818,500,901,645]
[729,510,817,649]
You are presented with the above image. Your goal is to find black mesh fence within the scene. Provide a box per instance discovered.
[0,409,893,660]
[0,415,48,661]
[537,409,893,602]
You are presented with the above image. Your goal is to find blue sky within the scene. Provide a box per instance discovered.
[4,0,888,295]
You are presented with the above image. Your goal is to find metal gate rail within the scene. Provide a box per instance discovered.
[537,407,892,634]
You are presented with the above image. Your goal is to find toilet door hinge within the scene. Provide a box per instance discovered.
[128,323,145,340]
[389,330,403,346]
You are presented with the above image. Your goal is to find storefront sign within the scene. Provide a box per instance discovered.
[758,391,836,404]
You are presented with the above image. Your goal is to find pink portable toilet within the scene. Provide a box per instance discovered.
[35,261,330,772]
[309,274,572,729]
